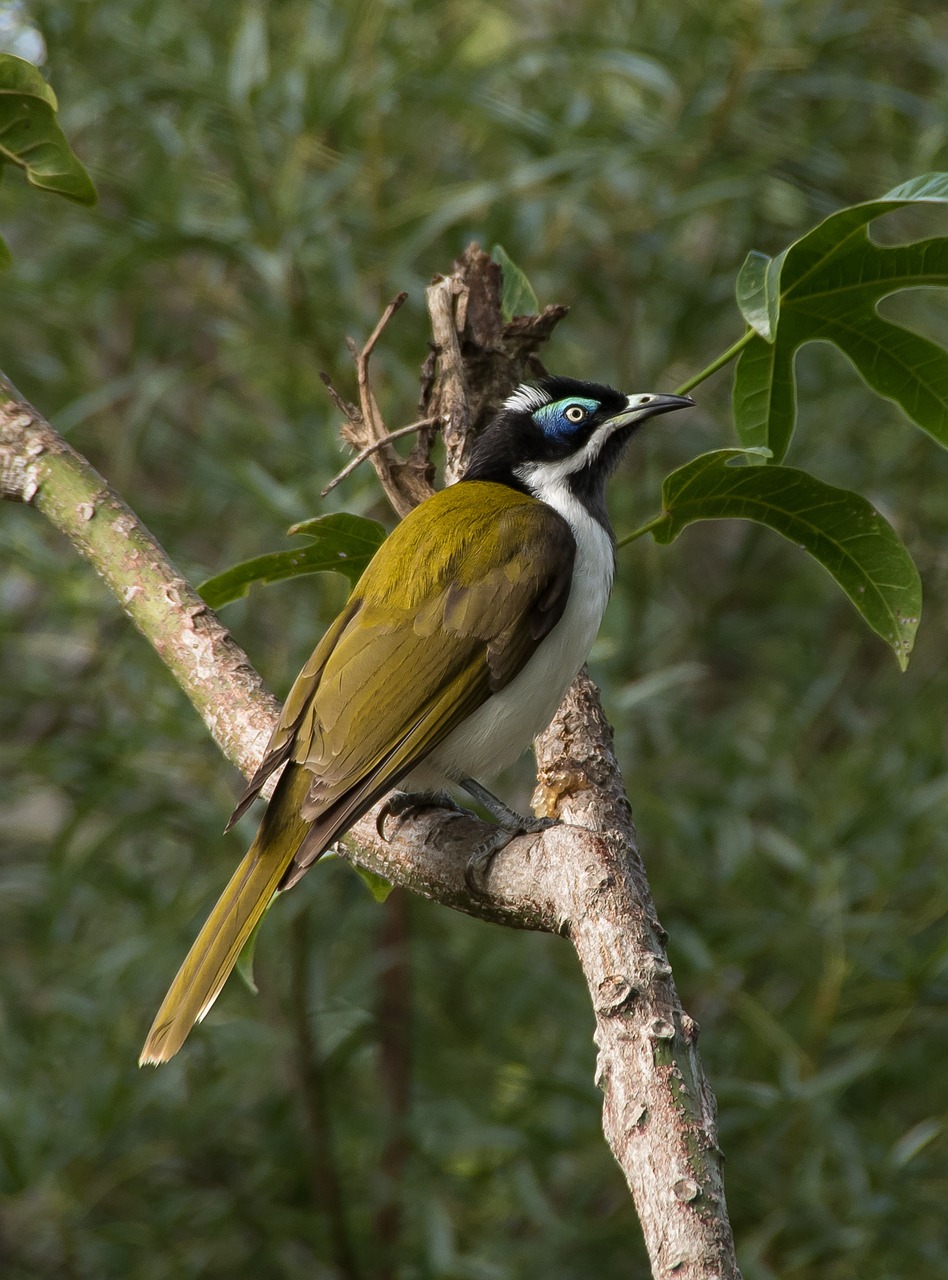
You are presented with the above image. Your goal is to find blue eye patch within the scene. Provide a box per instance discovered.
[532,397,600,439]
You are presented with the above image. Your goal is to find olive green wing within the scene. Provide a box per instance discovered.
[236,482,575,855]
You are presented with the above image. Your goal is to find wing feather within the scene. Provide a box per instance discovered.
[237,481,575,875]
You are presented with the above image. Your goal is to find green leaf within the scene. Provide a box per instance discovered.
[234,914,264,994]
[491,243,539,320]
[352,864,394,903]
[733,172,948,460]
[0,54,97,207]
[198,513,385,609]
[228,0,270,105]
[650,450,922,669]
[735,248,784,341]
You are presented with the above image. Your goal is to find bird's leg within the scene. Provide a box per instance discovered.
[458,775,558,895]
[376,789,467,841]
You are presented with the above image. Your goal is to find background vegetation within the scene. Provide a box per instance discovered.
[1,1,946,1276]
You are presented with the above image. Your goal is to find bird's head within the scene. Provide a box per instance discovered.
[463,376,694,524]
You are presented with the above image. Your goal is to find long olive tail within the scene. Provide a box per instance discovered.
[139,765,312,1066]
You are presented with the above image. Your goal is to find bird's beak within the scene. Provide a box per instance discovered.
[605,392,695,430]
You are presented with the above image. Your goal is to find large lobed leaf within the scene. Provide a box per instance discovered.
[734,173,948,460]
[649,450,922,669]
[0,55,97,261]
[198,512,385,609]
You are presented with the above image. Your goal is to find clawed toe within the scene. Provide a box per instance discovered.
[377,790,466,842]
[464,815,559,896]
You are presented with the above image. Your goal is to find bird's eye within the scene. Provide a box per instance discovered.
[564,404,587,423]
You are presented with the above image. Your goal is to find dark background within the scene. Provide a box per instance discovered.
[1,1,946,1276]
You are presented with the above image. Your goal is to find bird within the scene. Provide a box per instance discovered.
[140,376,693,1064]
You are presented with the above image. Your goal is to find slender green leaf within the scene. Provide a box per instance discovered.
[198,513,385,608]
[234,914,264,994]
[0,53,97,207]
[228,0,270,105]
[733,173,948,459]
[491,243,539,320]
[651,450,922,668]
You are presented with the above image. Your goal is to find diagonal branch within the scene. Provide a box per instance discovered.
[320,416,440,497]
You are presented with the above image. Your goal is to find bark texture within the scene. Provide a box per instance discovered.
[1,249,741,1279]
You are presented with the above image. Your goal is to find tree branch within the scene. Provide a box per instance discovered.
[0,371,279,778]
[1,251,742,1278]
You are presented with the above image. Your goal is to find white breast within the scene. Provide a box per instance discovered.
[414,474,615,786]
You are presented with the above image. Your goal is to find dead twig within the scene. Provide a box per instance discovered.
[425,275,474,484]
[320,417,441,497]
[321,293,435,517]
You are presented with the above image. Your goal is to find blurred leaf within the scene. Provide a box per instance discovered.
[228,0,270,105]
[234,914,264,994]
[650,449,922,668]
[491,243,539,319]
[734,172,948,459]
[0,53,97,209]
[889,1118,943,1169]
[198,513,385,608]
[352,864,393,903]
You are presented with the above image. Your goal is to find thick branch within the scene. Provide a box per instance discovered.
[535,672,738,1276]
[420,243,570,449]
[0,372,278,777]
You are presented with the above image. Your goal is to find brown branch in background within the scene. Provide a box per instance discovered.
[289,910,363,1280]
[372,890,413,1278]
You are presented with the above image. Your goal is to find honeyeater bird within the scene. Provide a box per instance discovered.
[140,377,693,1064]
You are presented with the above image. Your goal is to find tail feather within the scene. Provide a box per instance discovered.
[140,765,313,1065]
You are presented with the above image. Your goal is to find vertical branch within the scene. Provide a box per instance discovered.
[289,910,364,1280]
[425,274,474,484]
[372,890,413,1277]
[535,672,739,1278]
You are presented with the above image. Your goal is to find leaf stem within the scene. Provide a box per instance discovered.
[616,513,665,550]
[674,328,755,396]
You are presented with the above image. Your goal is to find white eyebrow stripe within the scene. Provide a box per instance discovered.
[503,384,551,413]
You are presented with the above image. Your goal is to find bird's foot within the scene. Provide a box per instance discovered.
[376,789,467,842]
[458,775,558,896]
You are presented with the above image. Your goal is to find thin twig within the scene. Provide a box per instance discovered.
[320,417,440,496]
[321,295,435,517]
[363,292,408,361]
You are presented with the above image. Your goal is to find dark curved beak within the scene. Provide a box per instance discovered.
[606,393,695,429]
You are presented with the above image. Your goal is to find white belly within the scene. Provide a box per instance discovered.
[410,490,614,787]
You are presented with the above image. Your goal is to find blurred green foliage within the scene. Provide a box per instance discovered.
[1,1,946,1277]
